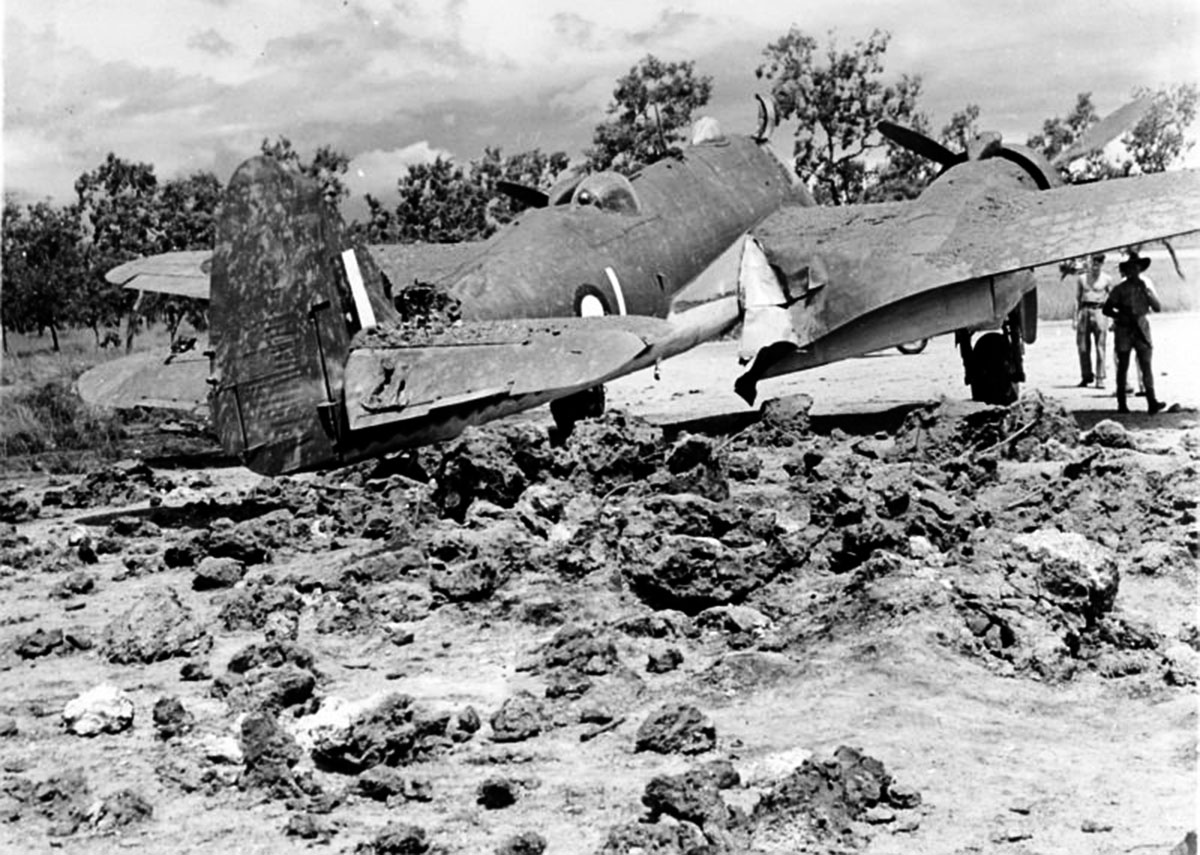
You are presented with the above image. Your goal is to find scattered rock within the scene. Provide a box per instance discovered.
[62,684,135,736]
[152,696,194,739]
[1082,419,1135,449]
[490,692,547,743]
[100,586,212,664]
[1012,529,1119,623]
[495,831,547,855]
[15,626,64,659]
[240,710,304,797]
[1081,818,1114,833]
[0,715,17,737]
[353,822,429,855]
[646,647,684,674]
[192,556,247,590]
[476,776,520,809]
[311,694,457,773]
[751,746,897,850]
[92,789,153,831]
[635,704,716,755]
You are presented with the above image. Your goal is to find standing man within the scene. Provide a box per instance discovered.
[1075,253,1113,388]
[1103,251,1166,414]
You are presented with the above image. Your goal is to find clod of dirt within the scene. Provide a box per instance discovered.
[9,768,93,836]
[216,661,318,713]
[310,694,458,773]
[595,821,708,855]
[217,579,303,632]
[240,709,304,797]
[563,411,664,493]
[62,684,134,736]
[15,626,64,659]
[48,570,96,599]
[751,745,901,851]
[100,586,212,664]
[744,393,814,447]
[476,776,520,809]
[432,427,546,521]
[635,704,716,755]
[356,765,407,801]
[1082,419,1135,449]
[1011,529,1119,623]
[533,624,620,676]
[152,696,194,740]
[490,691,547,743]
[646,647,683,674]
[92,788,153,831]
[192,556,246,590]
[625,534,770,614]
[642,766,745,836]
[353,822,429,855]
[654,433,730,501]
[496,830,547,855]
[49,461,174,509]
[1128,541,1193,577]
[893,393,1078,465]
[284,811,338,842]
[0,487,38,523]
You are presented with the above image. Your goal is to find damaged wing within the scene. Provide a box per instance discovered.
[107,242,487,300]
[751,168,1200,348]
[344,315,674,432]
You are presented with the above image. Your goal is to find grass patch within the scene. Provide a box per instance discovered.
[1,380,126,461]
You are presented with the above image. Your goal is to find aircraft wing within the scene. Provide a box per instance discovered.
[105,242,487,300]
[751,168,1200,348]
[106,251,212,299]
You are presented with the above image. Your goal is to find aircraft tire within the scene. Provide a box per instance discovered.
[550,385,606,438]
[896,338,929,355]
[969,332,1019,406]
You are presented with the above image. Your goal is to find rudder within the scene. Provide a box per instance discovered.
[208,156,393,475]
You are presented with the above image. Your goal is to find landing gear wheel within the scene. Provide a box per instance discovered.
[969,332,1019,405]
[550,385,606,442]
[896,338,929,355]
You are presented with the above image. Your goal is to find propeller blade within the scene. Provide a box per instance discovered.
[878,121,963,167]
[1051,96,1154,167]
[496,180,549,209]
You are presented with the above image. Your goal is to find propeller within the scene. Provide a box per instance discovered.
[878,96,1154,172]
[496,180,550,209]
[878,121,963,168]
[1050,96,1152,167]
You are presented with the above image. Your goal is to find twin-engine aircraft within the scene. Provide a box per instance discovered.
[79,99,1200,475]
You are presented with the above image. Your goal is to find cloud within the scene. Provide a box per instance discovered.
[188,28,235,57]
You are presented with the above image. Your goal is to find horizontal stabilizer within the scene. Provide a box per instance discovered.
[76,348,209,414]
[106,251,212,299]
[345,316,671,430]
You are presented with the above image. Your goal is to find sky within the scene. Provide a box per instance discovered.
[4,0,1199,221]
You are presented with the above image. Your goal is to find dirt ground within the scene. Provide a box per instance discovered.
[1,316,1197,855]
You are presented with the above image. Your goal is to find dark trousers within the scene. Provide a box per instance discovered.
[1115,345,1155,411]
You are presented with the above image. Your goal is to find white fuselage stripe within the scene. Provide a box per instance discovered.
[342,248,377,330]
[604,266,628,315]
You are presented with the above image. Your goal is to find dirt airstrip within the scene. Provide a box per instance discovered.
[0,316,1197,855]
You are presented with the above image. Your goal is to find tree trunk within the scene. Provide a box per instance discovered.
[50,323,60,352]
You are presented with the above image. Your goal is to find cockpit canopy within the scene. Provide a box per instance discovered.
[572,172,641,214]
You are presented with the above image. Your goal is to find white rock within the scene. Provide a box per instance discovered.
[62,684,134,736]
[197,733,244,765]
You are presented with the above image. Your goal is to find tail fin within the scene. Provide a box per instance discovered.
[209,156,394,475]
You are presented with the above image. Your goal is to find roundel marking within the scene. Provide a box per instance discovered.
[574,284,611,317]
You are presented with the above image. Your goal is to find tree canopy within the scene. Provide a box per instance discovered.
[585,55,713,176]
[756,28,924,204]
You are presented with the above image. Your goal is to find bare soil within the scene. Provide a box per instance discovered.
[1,317,1197,855]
